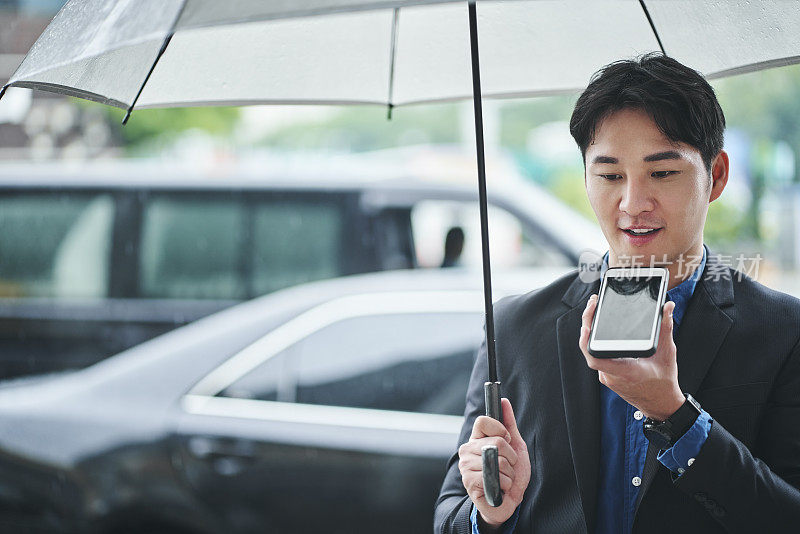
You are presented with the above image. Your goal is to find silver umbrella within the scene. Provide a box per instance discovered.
[5,1,800,114]
[4,0,800,507]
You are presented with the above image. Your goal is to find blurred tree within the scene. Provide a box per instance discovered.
[499,94,577,150]
[257,104,460,151]
[549,167,594,221]
[90,103,241,153]
[705,198,747,249]
[713,65,800,184]
[709,65,800,248]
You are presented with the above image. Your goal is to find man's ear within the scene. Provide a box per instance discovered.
[708,150,729,203]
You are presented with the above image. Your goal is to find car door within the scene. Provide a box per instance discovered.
[172,291,484,534]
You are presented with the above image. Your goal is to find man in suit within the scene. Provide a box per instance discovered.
[434,53,800,533]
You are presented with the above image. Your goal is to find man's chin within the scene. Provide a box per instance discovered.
[610,247,671,268]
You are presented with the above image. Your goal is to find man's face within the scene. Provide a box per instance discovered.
[584,107,727,279]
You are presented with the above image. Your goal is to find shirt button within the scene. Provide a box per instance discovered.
[687,458,695,466]
[633,410,644,420]
[632,476,642,487]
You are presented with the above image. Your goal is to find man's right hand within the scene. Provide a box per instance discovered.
[457,398,531,529]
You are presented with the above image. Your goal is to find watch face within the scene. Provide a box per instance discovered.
[686,393,702,413]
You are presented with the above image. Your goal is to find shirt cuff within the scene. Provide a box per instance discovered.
[657,409,713,476]
[470,502,521,534]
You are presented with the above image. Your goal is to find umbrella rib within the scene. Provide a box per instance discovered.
[2,81,128,109]
[638,0,666,56]
[122,0,188,124]
[387,7,400,120]
[122,34,174,125]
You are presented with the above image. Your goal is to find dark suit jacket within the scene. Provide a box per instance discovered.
[434,250,800,533]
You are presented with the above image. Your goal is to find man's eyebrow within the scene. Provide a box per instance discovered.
[591,155,618,164]
[643,150,683,162]
[590,151,684,165]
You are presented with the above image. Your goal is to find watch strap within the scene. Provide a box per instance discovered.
[643,393,702,449]
[667,393,702,438]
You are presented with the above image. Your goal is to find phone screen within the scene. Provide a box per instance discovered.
[594,275,663,341]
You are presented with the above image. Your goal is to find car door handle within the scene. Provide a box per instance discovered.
[187,436,258,461]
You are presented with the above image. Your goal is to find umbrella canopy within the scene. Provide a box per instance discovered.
[4,0,800,113]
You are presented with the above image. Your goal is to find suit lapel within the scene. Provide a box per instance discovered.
[634,247,735,510]
[557,269,601,534]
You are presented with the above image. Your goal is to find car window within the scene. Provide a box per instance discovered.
[373,208,416,270]
[139,195,346,300]
[140,196,247,299]
[218,311,483,416]
[0,192,114,298]
[411,200,571,268]
[251,201,343,295]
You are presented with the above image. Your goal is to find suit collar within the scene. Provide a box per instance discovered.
[694,244,734,309]
[561,258,602,308]
[556,245,734,532]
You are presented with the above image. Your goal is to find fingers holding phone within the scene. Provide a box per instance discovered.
[578,267,685,420]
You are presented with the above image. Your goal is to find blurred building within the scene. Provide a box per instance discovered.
[0,0,120,160]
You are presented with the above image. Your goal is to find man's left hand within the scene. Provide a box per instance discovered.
[578,294,684,421]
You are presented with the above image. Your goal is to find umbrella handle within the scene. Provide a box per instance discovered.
[482,381,503,507]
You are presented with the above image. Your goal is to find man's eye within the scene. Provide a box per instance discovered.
[652,170,678,178]
[600,174,622,181]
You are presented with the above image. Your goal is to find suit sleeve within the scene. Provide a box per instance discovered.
[433,335,491,534]
[672,334,800,532]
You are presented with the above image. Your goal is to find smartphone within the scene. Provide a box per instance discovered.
[588,267,669,358]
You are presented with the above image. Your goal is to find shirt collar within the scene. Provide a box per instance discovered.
[599,245,707,327]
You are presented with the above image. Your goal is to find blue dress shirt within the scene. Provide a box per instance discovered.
[470,247,713,534]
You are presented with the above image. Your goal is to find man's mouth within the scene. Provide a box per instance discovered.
[619,227,663,246]
[621,227,662,236]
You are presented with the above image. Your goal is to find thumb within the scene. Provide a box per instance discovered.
[663,300,675,333]
[658,300,676,350]
[501,398,522,443]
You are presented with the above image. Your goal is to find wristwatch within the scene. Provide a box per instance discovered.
[642,393,702,450]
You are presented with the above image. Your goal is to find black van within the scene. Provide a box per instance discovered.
[0,159,602,379]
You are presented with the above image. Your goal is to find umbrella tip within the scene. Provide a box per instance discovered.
[386,103,393,121]
[122,107,132,125]
[0,85,7,102]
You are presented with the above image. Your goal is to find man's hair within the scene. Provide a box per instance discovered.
[569,53,726,175]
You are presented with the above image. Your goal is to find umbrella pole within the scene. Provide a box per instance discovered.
[468,0,503,508]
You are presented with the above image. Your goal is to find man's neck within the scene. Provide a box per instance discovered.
[607,243,705,290]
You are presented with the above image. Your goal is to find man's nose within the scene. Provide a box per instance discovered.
[619,177,655,215]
